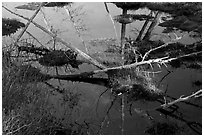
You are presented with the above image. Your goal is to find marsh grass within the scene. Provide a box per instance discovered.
[2,49,83,135]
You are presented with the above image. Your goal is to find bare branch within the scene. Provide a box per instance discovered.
[49,73,110,87]
[166,95,202,108]
[142,38,181,62]
[143,11,162,41]
[3,5,106,69]
[14,2,45,45]
[161,89,202,108]
[132,89,202,134]
[134,89,201,114]
[136,11,153,41]
[163,51,202,63]
[54,51,201,78]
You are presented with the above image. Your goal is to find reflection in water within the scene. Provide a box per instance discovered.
[2,2,201,135]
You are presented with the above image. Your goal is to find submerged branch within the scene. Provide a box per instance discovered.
[49,73,110,87]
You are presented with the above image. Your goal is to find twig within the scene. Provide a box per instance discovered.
[96,88,109,118]
[142,32,184,62]
[142,39,180,62]
[137,89,202,113]
[98,96,117,134]
[104,2,120,47]
[104,2,122,65]
[40,8,52,31]
[161,89,202,108]
[157,70,172,87]
[64,6,89,53]
[166,94,202,108]
[40,8,57,50]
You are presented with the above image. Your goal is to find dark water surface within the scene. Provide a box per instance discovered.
[2,2,202,134]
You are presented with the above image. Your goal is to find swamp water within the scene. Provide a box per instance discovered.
[2,2,202,134]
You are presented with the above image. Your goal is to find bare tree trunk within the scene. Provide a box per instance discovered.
[121,9,127,45]
[120,9,127,135]
[143,11,161,41]
[136,11,153,41]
